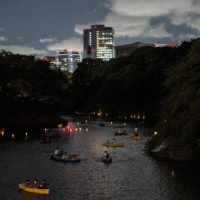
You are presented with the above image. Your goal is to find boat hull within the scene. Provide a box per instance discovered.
[115,132,127,136]
[54,156,81,162]
[102,143,125,147]
[102,157,112,163]
[19,184,50,195]
[49,154,62,159]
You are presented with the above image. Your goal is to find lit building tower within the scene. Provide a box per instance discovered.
[56,49,82,73]
[83,24,115,60]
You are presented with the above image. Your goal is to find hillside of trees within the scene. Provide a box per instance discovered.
[69,38,200,160]
[1,37,200,160]
[0,51,69,133]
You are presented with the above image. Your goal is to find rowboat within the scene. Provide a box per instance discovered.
[19,183,50,195]
[131,135,142,140]
[115,132,127,136]
[102,157,112,163]
[54,156,81,163]
[102,143,125,147]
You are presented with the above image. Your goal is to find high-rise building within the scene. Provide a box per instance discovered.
[56,49,82,73]
[83,24,115,61]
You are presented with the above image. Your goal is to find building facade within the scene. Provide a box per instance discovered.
[83,24,115,61]
[115,42,154,58]
[56,50,82,73]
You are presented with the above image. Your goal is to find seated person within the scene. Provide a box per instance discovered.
[132,132,138,136]
[72,155,78,160]
[34,180,39,189]
[103,151,109,158]
[58,148,63,156]
[106,140,110,144]
[113,138,116,144]
[25,179,30,187]
[62,152,68,159]
[55,147,59,155]
[42,179,48,189]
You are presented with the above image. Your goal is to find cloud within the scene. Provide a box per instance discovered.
[46,37,83,52]
[0,36,7,41]
[16,36,22,40]
[75,0,200,41]
[40,37,57,43]
[0,45,48,55]
[0,27,6,31]
[179,33,196,40]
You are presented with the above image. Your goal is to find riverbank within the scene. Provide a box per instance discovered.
[0,101,68,135]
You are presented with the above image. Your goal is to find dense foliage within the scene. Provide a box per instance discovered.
[1,37,200,159]
[0,50,70,132]
[69,38,200,159]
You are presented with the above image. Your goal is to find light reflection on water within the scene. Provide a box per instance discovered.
[1,118,200,200]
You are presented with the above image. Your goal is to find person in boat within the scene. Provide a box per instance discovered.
[62,152,68,159]
[106,140,110,144]
[34,179,39,189]
[55,147,60,155]
[132,131,138,136]
[26,179,30,187]
[41,179,48,189]
[58,148,63,155]
[119,129,122,133]
[113,138,116,144]
[72,155,78,160]
[103,151,109,158]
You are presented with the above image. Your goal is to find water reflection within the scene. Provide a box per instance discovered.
[0,118,200,200]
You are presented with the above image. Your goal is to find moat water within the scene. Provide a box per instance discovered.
[1,117,200,200]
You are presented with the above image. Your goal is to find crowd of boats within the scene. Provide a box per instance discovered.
[19,126,142,195]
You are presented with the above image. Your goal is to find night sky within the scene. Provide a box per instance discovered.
[0,0,199,57]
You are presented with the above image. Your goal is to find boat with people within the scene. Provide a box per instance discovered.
[54,155,81,163]
[101,157,112,163]
[131,135,142,140]
[18,183,50,195]
[115,131,127,136]
[102,143,125,147]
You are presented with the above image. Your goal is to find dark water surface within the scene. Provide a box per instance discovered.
[1,117,200,200]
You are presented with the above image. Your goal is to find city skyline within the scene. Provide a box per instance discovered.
[0,0,199,58]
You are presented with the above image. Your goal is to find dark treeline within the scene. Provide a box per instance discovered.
[69,38,200,160]
[1,37,200,160]
[0,50,70,133]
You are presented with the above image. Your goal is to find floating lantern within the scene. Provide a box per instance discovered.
[25,132,28,137]
[154,131,157,136]
[70,129,72,133]
[12,134,14,139]
[63,128,65,131]
[86,128,88,132]
[44,128,47,132]
[124,123,126,126]
[110,122,112,125]
[79,128,81,131]
[75,128,78,131]
[2,131,4,137]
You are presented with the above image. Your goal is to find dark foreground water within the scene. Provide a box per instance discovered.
[1,117,200,200]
